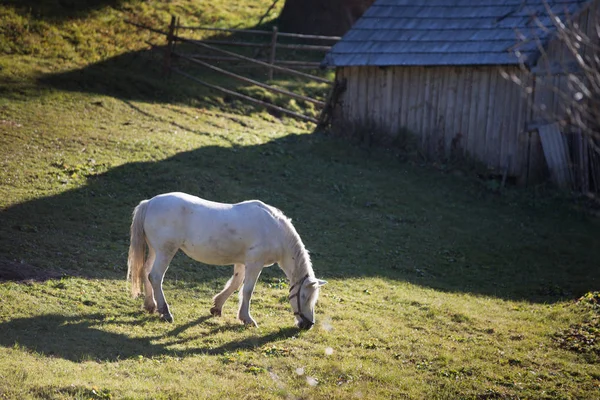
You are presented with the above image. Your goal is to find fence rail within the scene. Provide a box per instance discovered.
[174,25,341,41]
[174,52,326,107]
[127,17,339,125]
[171,68,320,123]
[174,35,332,84]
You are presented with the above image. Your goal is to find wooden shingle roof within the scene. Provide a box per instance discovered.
[322,0,591,67]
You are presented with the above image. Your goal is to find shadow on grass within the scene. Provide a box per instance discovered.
[0,312,300,362]
[1,130,599,305]
[14,17,332,119]
[1,0,130,20]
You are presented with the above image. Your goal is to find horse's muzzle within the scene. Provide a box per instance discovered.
[297,319,314,330]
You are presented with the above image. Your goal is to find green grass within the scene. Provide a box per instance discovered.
[1,1,599,399]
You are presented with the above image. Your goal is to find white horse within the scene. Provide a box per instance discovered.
[127,192,326,329]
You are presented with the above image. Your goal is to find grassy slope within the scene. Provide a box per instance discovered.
[1,1,599,399]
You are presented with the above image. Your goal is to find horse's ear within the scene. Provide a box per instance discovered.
[310,279,327,288]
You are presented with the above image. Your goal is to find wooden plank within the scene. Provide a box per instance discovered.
[453,67,466,157]
[434,68,447,157]
[498,74,507,176]
[483,67,498,169]
[486,68,501,170]
[445,67,459,157]
[538,123,573,189]
[590,144,600,192]
[513,69,530,177]
[401,68,412,134]
[532,73,554,123]
[367,67,379,127]
[379,67,386,131]
[399,67,410,132]
[413,66,425,139]
[448,67,460,156]
[459,67,473,159]
[268,26,278,80]
[384,67,394,137]
[529,65,553,183]
[358,66,369,126]
[344,68,355,123]
[349,68,359,125]
[476,68,491,164]
[501,68,516,174]
[336,68,348,120]
[361,67,370,127]
[581,131,590,193]
[372,67,385,129]
[467,68,481,158]
[425,68,439,154]
[420,67,432,148]
[408,67,417,135]
[273,43,333,52]
[574,129,590,192]
[189,39,270,49]
[351,67,362,124]
[389,67,401,136]
[374,67,383,128]
[500,68,515,176]
[184,54,323,68]
[407,67,420,137]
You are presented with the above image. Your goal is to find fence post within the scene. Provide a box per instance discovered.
[268,26,278,80]
[163,15,176,76]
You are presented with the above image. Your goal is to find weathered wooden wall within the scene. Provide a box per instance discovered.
[527,3,598,188]
[334,65,532,178]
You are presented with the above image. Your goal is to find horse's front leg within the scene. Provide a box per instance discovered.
[237,262,263,327]
[211,263,245,317]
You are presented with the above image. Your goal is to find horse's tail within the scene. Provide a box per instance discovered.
[127,199,149,298]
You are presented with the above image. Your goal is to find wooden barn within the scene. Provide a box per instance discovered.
[321,0,598,187]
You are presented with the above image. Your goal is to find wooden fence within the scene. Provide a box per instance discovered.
[127,17,341,125]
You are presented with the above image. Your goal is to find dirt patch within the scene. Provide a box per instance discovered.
[0,258,74,283]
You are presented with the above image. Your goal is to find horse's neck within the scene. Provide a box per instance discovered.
[280,243,313,284]
[277,216,314,283]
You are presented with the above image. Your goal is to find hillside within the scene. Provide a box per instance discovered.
[1,1,599,399]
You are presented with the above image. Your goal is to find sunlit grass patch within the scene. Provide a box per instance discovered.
[1,0,599,398]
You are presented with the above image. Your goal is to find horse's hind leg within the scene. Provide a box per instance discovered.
[148,247,177,323]
[211,263,245,317]
[143,245,157,313]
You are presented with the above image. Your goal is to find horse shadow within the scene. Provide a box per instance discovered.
[1,131,599,303]
[0,312,300,362]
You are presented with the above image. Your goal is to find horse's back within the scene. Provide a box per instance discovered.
[145,193,276,223]
[142,193,285,265]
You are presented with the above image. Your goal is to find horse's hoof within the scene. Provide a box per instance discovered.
[210,307,222,317]
[160,314,174,323]
[144,305,157,314]
[241,319,258,328]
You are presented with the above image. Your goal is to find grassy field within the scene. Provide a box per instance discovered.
[1,1,599,399]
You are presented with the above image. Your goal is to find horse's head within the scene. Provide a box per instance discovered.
[289,275,327,330]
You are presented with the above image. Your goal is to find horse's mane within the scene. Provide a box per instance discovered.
[268,206,314,280]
